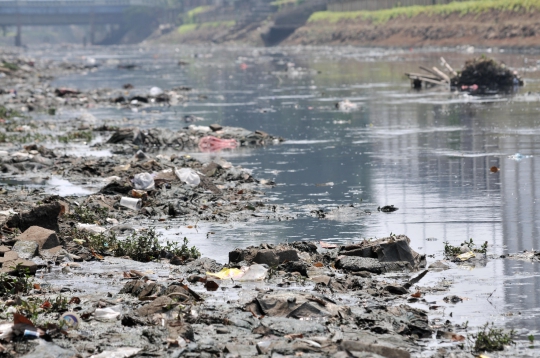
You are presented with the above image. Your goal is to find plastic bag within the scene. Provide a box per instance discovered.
[175,168,200,186]
[94,305,122,320]
[236,264,267,281]
[133,173,155,190]
[206,268,245,280]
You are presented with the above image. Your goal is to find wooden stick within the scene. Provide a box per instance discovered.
[405,73,447,86]
[440,57,457,76]
[405,72,441,81]
[419,66,444,80]
[432,66,450,83]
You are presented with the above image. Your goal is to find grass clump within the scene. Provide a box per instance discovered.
[0,105,24,120]
[444,238,488,258]
[68,205,109,225]
[309,0,540,25]
[79,227,201,263]
[1,61,19,71]
[470,323,516,352]
[0,267,34,297]
[57,130,93,144]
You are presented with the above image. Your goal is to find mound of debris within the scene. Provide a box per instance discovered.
[406,56,523,94]
[451,56,523,93]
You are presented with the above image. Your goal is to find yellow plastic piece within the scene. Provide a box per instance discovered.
[206,268,244,280]
[456,251,476,261]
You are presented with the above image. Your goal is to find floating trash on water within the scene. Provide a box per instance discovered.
[508,153,532,161]
[490,166,499,173]
[456,251,476,262]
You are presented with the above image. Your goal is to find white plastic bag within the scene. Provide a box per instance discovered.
[133,172,155,190]
[175,168,200,187]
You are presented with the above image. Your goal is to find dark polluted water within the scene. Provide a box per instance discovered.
[30,45,540,347]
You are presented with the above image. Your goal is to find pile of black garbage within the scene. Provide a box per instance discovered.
[451,56,523,93]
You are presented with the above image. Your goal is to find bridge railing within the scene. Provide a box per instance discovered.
[0,0,167,6]
[327,0,475,12]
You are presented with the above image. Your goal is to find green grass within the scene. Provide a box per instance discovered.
[177,21,236,35]
[177,24,197,34]
[309,0,540,24]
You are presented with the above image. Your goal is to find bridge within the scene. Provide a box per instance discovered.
[0,0,168,46]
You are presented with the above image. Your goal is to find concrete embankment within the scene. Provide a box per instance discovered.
[156,0,540,48]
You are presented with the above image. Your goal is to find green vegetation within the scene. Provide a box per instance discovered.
[470,323,515,352]
[68,205,109,225]
[1,61,19,71]
[77,227,201,263]
[309,0,540,24]
[0,267,33,297]
[0,105,24,120]
[181,5,215,25]
[444,238,488,258]
[57,130,93,144]
[177,21,236,35]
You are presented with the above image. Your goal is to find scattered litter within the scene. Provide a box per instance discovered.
[132,172,155,190]
[198,136,238,152]
[456,251,476,262]
[119,197,142,211]
[175,168,200,186]
[60,313,80,330]
[94,305,122,321]
[206,267,245,280]
[236,264,267,281]
[76,223,106,234]
[508,153,532,161]
[90,347,141,358]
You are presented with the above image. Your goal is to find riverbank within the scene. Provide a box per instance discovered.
[153,0,540,48]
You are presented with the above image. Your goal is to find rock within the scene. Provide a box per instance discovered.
[341,341,411,358]
[0,246,11,254]
[5,202,62,232]
[335,257,383,274]
[257,249,297,266]
[12,241,39,259]
[428,260,449,271]
[15,226,60,251]
[339,235,425,270]
[0,251,19,263]
[1,258,37,275]
[260,316,327,336]
[384,285,409,295]
[136,296,176,317]
[209,124,223,132]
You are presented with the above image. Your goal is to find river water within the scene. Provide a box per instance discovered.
[28,45,540,342]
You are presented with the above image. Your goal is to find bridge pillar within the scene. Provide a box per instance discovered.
[15,24,22,47]
[89,11,95,45]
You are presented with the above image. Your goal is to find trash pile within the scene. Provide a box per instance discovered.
[451,56,524,93]
[405,56,524,94]
[0,228,458,357]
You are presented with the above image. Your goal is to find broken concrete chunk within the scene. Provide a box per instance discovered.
[209,124,223,132]
[136,296,175,317]
[336,256,383,274]
[1,258,37,275]
[341,341,411,358]
[12,240,39,259]
[5,202,62,232]
[0,250,19,263]
[339,235,425,270]
[15,226,60,251]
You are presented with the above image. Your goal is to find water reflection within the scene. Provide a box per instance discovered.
[43,45,540,329]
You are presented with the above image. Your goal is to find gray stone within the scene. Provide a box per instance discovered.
[12,240,39,259]
[15,226,60,251]
[0,250,19,263]
[336,256,383,274]
[1,258,37,275]
[341,341,410,358]
[428,260,450,271]
[5,202,62,232]
[260,317,327,336]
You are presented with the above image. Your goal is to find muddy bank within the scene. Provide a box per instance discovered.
[285,10,540,47]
